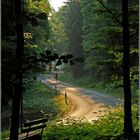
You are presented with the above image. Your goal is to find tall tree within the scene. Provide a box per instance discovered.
[1,0,17,112]
[9,0,52,139]
[122,0,133,138]
[80,0,138,138]
[24,0,51,53]
[9,0,24,139]
[48,8,69,54]
[65,0,84,78]
[80,0,138,84]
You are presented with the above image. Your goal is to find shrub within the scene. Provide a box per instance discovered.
[43,105,138,140]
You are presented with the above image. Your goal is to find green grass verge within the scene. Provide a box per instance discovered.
[59,72,139,103]
[1,80,69,139]
[43,105,139,140]
[2,79,139,140]
[59,73,123,97]
[23,81,58,117]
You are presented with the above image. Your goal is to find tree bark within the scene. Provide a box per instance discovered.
[9,0,24,139]
[122,0,133,139]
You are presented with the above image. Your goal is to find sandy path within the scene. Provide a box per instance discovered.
[42,78,120,122]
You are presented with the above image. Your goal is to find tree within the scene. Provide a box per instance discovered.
[2,1,81,138]
[64,0,84,78]
[1,0,17,112]
[4,0,52,139]
[49,1,85,78]
[80,0,138,138]
[80,0,138,86]
[9,0,24,138]
[48,7,69,54]
[122,0,133,138]
[24,0,51,53]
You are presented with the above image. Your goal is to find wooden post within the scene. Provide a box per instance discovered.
[65,92,68,105]
[55,73,58,96]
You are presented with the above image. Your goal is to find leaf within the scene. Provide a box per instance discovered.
[44,60,50,63]
[45,50,52,56]
[31,17,39,26]
[37,12,48,19]
[53,53,59,59]
[39,58,46,62]
[25,15,31,22]
[74,58,84,62]
[63,59,68,63]
[59,55,66,59]
[40,53,47,58]
[47,55,56,61]
[29,13,36,17]
[70,60,75,65]
[56,60,62,66]
[66,54,73,59]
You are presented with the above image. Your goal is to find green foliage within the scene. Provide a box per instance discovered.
[23,81,59,116]
[1,130,10,140]
[59,72,138,104]
[43,105,138,140]
[51,0,85,79]
[1,80,69,135]
[65,0,85,78]
[1,0,52,107]
[2,0,139,138]
[80,0,138,83]
[48,8,69,54]
[25,0,52,14]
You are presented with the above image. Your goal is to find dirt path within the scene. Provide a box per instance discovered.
[42,78,121,122]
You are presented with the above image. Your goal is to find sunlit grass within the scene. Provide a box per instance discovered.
[1,80,69,139]
[53,94,71,117]
[43,105,139,140]
[2,80,138,140]
[23,81,58,116]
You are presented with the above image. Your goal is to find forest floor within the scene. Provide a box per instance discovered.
[41,76,122,122]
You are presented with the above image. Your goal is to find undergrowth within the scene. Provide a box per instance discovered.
[22,81,59,119]
[43,105,139,140]
[59,72,139,103]
[1,80,69,139]
[2,77,139,140]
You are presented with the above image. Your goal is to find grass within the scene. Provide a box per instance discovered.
[59,72,123,97]
[23,80,70,119]
[53,94,71,117]
[2,106,138,140]
[23,81,58,118]
[43,105,139,140]
[59,72,139,102]
[1,80,69,139]
[2,77,139,140]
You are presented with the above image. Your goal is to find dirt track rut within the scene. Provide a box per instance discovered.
[42,78,120,122]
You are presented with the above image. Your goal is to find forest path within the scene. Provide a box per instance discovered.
[41,76,121,122]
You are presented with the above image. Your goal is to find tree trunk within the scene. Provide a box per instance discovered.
[9,0,24,139]
[122,0,133,139]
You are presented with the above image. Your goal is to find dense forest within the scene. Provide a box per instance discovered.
[51,0,138,89]
[2,0,139,140]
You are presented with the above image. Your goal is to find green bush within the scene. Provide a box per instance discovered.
[43,105,138,140]
[1,130,10,140]
[59,72,138,104]
[23,81,59,117]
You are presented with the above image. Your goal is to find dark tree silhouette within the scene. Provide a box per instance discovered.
[122,0,133,139]
[8,1,81,139]
[97,0,134,138]
[7,0,134,139]
[9,0,24,139]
